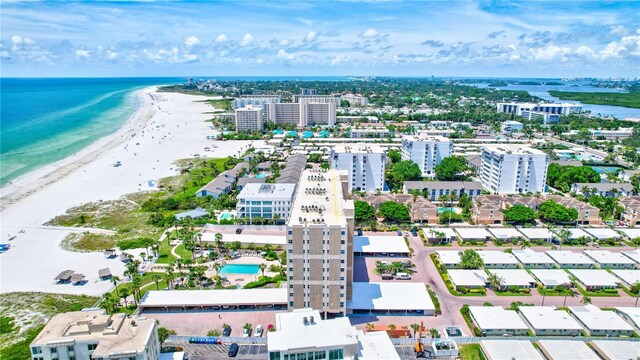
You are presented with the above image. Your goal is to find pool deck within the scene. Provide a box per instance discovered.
[210,257,279,287]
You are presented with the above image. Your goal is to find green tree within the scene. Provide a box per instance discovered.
[387,149,402,164]
[158,326,177,345]
[538,200,578,223]
[434,155,470,181]
[354,201,376,222]
[502,205,537,224]
[459,249,483,269]
[385,160,422,191]
[378,202,410,223]
[340,99,351,107]
[546,163,600,192]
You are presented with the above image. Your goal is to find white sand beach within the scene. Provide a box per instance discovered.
[0,87,260,296]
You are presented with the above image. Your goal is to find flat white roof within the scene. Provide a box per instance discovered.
[558,228,592,240]
[455,227,492,240]
[357,330,401,360]
[201,232,287,245]
[487,269,535,287]
[537,340,599,360]
[435,250,461,265]
[354,235,410,254]
[139,288,287,307]
[568,269,619,287]
[422,227,457,238]
[237,183,296,201]
[582,228,621,240]
[530,269,572,287]
[546,250,596,266]
[487,227,522,239]
[517,227,553,239]
[611,269,640,286]
[512,249,555,265]
[483,144,546,156]
[348,282,434,311]
[518,306,583,331]
[447,270,488,287]
[583,250,636,266]
[476,250,519,265]
[568,305,634,331]
[614,307,640,330]
[615,227,640,238]
[622,249,640,263]
[269,309,358,352]
[479,340,544,360]
[469,307,529,331]
[590,340,640,360]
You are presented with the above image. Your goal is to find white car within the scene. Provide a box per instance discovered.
[254,324,263,337]
[242,327,251,337]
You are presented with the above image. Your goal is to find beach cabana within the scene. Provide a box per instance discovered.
[98,268,112,280]
[71,273,86,285]
[286,131,298,138]
[103,249,117,258]
[301,131,314,139]
[54,270,74,284]
[318,130,330,138]
[120,252,131,262]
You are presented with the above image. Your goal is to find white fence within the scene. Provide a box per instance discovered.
[167,335,268,344]
[390,335,640,345]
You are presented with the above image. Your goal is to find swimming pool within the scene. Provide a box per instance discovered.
[219,213,233,220]
[590,166,622,174]
[219,264,260,275]
[438,207,455,213]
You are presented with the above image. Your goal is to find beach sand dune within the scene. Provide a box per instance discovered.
[0,87,259,295]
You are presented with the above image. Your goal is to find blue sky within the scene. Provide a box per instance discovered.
[1,0,639,78]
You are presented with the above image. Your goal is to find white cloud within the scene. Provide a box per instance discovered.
[185,35,201,48]
[277,49,295,60]
[361,28,380,38]
[599,41,626,59]
[574,45,596,59]
[530,44,569,61]
[215,33,229,43]
[106,50,118,59]
[240,33,254,46]
[75,49,91,59]
[304,31,318,42]
[330,54,350,66]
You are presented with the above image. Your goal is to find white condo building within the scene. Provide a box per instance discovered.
[480,145,549,194]
[340,94,368,106]
[268,102,336,126]
[330,145,386,192]
[268,103,301,125]
[233,95,281,109]
[401,134,453,177]
[30,310,159,360]
[497,102,582,124]
[235,106,263,131]
[236,183,297,224]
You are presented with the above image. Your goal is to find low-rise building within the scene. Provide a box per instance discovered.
[195,163,246,198]
[434,250,461,268]
[589,340,640,360]
[621,248,640,264]
[529,269,572,289]
[487,269,536,289]
[30,309,159,360]
[447,270,488,290]
[267,308,400,360]
[476,251,519,269]
[583,250,637,269]
[589,128,634,140]
[479,340,543,360]
[500,120,523,133]
[423,227,458,244]
[614,307,640,332]
[471,195,504,224]
[571,183,634,198]
[517,228,554,243]
[353,235,410,257]
[349,127,390,139]
[236,183,297,224]
[546,250,596,269]
[568,269,619,290]
[468,307,529,336]
[611,269,640,287]
[618,196,640,226]
[402,181,484,200]
[568,305,635,336]
[487,227,523,242]
[512,249,555,268]
[455,228,493,242]
[537,340,599,360]
[518,306,584,336]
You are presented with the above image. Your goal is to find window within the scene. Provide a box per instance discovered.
[270,352,281,360]
[328,349,343,360]
[50,348,57,354]
[87,344,98,351]
[67,346,74,352]
[31,347,42,355]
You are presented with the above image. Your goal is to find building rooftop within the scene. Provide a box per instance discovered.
[469,307,529,331]
[512,248,555,265]
[617,229,640,242]
[529,269,572,287]
[353,235,410,254]
[517,227,553,240]
[482,144,546,156]
[31,309,155,358]
[582,228,621,240]
[348,282,435,311]
[237,183,297,201]
[487,269,535,287]
[583,250,636,266]
[455,227,492,240]
[545,250,596,266]
[479,340,544,360]
[332,144,385,154]
[356,330,401,360]
[138,288,287,308]
[568,269,620,287]
[518,306,584,332]
[476,250,519,265]
[589,340,640,360]
[487,227,522,240]
[435,250,461,265]
[447,270,488,287]
[402,134,450,142]
[537,340,599,360]
[622,249,640,263]
[614,307,640,330]
[557,228,593,240]
[288,169,352,227]
[611,269,640,286]
[568,305,634,331]
[423,227,458,239]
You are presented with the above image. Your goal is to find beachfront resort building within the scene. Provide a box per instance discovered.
[236,183,297,224]
[401,134,453,177]
[330,145,386,192]
[480,145,549,194]
[235,105,264,131]
[286,169,355,317]
[267,308,399,360]
[233,95,282,109]
[268,103,302,126]
[497,102,582,124]
[267,102,337,126]
[30,309,159,360]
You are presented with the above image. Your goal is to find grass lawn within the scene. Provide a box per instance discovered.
[174,243,193,260]
[537,288,573,296]
[575,284,620,297]
[459,344,485,360]
[495,291,532,296]
[620,285,640,297]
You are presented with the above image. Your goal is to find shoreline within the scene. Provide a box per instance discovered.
[0,86,155,210]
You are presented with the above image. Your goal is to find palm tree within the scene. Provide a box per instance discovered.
[259,263,267,277]
[215,233,223,252]
[558,229,571,250]
[429,328,439,338]
[410,323,421,338]
[366,323,374,332]
[581,296,592,305]
[152,273,162,290]
[111,275,121,294]
[388,324,396,332]
[212,262,221,276]
[488,273,504,291]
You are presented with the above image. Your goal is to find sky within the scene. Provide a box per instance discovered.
[1,0,640,78]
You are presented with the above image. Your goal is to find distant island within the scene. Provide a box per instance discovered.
[549,90,640,109]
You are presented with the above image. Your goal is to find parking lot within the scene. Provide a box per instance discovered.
[146,311,281,336]
[168,341,267,360]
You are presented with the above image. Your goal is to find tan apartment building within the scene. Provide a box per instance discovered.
[287,169,354,317]
[352,194,439,223]
[619,196,640,226]
[544,195,602,225]
[471,195,504,224]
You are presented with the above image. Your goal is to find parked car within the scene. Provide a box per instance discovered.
[228,343,239,357]
[223,326,232,337]
[235,228,242,234]
[404,231,409,236]
[243,327,251,337]
[395,272,411,280]
[381,274,394,280]
[254,324,263,337]
[411,230,418,237]
[397,230,402,236]
[356,228,363,236]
